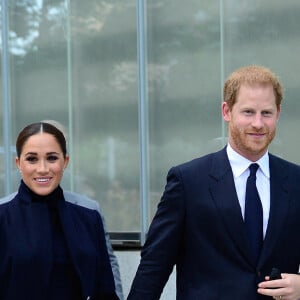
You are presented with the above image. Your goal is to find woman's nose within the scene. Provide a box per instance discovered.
[37,160,49,173]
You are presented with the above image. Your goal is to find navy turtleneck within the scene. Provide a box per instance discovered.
[23,181,83,299]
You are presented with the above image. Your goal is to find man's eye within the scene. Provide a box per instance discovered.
[47,155,59,162]
[262,111,272,116]
[244,110,253,115]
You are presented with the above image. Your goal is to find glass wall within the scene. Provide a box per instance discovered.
[1,0,300,243]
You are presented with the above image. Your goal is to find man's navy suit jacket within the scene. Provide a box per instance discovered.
[128,147,300,300]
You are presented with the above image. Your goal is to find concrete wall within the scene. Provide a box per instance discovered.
[115,251,175,299]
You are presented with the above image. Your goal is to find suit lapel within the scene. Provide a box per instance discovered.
[209,148,253,265]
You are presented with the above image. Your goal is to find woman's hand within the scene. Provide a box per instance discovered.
[257,273,300,300]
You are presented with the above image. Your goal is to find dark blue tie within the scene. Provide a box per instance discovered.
[245,163,263,264]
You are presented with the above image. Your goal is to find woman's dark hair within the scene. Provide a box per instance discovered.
[16,122,67,158]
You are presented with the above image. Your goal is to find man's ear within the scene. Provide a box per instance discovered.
[222,102,231,122]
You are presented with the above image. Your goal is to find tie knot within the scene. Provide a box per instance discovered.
[249,163,259,177]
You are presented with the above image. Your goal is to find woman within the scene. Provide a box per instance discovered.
[0,122,119,300]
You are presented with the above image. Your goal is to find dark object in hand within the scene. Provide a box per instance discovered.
[269,267,282,280]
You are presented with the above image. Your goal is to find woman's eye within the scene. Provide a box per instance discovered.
[47,155,59,162]
[25,156,37,162]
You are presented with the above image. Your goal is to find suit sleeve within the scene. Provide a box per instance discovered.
[128,167,186,300]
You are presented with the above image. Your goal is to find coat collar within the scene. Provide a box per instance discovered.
[17,180,64,204]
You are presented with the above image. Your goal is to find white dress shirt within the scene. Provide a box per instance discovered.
[226,144,270,238]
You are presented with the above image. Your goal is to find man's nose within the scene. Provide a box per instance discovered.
[251,114,264,128]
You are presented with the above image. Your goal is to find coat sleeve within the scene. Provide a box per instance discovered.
[93,201,124,300]
[93,210,120,300]
[100,210,124,300]
[64,191,123,299]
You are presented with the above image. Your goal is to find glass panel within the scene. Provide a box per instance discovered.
[7,0,70,191]
[2,0,139,232]
[69,1,139,231]
[146,1,223,218]
[223,0,300,164]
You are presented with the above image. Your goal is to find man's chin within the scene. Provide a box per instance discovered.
[247,145,268,157]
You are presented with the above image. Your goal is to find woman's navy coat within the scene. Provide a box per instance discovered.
[0,182,118,300]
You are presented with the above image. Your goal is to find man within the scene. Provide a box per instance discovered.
[127,65,300,299]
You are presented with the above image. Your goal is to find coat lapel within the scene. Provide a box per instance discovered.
[58,200,97,296]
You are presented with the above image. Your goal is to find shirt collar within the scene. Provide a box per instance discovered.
[226,143,270,178]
